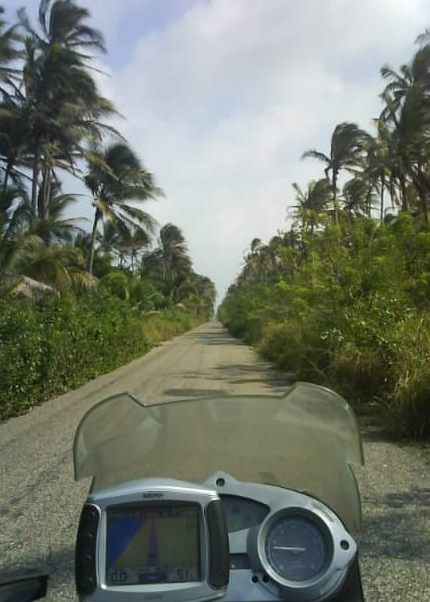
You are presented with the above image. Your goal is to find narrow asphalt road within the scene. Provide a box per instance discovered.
[1,322,429,601]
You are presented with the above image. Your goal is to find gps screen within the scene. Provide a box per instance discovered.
[106,504,201,586]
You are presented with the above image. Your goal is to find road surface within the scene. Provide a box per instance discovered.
[0,322,429,600]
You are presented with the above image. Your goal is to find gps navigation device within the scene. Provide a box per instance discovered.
[75,479,229,602]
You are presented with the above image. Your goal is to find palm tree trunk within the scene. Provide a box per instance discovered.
[87,208,101,274]
[365,187,373,218]
[31,148,40,215]
[42,167,51,221]
[412,170,429,226]
[380,174,385,224]
[332,170,339,225]
[2,160,12,193]
[399,173,408,212]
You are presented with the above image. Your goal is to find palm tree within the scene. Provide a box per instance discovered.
[193,274,216,317]
[29,0,105,51]
[123,228,151,271]
[0,100,29,192]
[30,186,85,245]
[0,6,21,91]
[291,179,330,234]
[18,0,116,216]
[0,182,88,288]
[302,122,369,225]
[0,186,30,274]
[250,237,262,255]
[157,223,192,284]
[85,142,161,274]
[363,124,393,223]
[9,238,92,293]
[342,177,375,222]
[241,238,264,284]
[240,242,277,285]
[380,43,430,224]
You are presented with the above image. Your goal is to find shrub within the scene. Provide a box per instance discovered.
[382,315,430,438]
[328,344,388,405]
[219,217,430,439]
[0,293,196,420]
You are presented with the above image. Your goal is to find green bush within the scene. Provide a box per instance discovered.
[259,320,323,378]
[328,344,388,404]
[219,217,430,439]
[0,293,195,420]
[382,315,430,438]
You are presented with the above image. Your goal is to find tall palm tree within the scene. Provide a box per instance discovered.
[380,43,430,224]
[0,186,30,274]
[193,274,216,316]
[0,183,86,279]
[342,177,375,222]
[241,238,264,284]
[85,142,161,274]
[363,124,393,223]
[0,5,21,91]
[250,237,262,256]
[30,0,105,51]
[0,100,29,192]
[302,122,369,225]
[0,186,90,293]
[157,223,192,284]
[122,228,151,271]
[18,0,116,216]
[291,179,330,235]
[30,186,85,245]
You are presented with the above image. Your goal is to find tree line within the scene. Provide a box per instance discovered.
[220,30,430,439]
[0,0,216,418]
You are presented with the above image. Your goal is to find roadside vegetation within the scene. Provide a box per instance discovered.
[219,32,430,439]
[0,1,215,419]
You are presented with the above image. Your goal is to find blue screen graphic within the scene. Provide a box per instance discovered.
[106,505,200,586]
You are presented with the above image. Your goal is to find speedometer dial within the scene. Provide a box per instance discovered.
[264,516,327,582]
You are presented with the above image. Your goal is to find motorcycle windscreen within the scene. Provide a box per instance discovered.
[73,383,364,534]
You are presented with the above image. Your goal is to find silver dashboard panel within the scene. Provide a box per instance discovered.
[203,472,357,602]
[77,474,357,602]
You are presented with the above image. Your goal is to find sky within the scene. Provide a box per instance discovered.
[5,0,430,300]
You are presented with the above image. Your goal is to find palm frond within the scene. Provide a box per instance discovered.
[118,203,157,233]
[301,149,330,163]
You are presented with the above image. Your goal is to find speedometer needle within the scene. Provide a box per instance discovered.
[273,546,306,552]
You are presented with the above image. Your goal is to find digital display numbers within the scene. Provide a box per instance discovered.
[106,504,201,586]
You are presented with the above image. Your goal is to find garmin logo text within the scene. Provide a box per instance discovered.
[142,492,164,499]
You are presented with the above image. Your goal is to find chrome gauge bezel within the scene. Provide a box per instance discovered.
[256,504,357,602]
[259,508,333,586]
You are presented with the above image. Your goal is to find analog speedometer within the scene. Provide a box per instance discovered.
[264,516,328,582]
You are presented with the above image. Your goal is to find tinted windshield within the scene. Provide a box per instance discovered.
[74,383,363,533]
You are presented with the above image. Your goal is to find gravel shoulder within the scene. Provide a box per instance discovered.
[357,430,430,601]
[1,322,429,601]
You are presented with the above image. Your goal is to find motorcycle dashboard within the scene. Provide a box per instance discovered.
[221,495,269,533]
[75,474,358,602]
